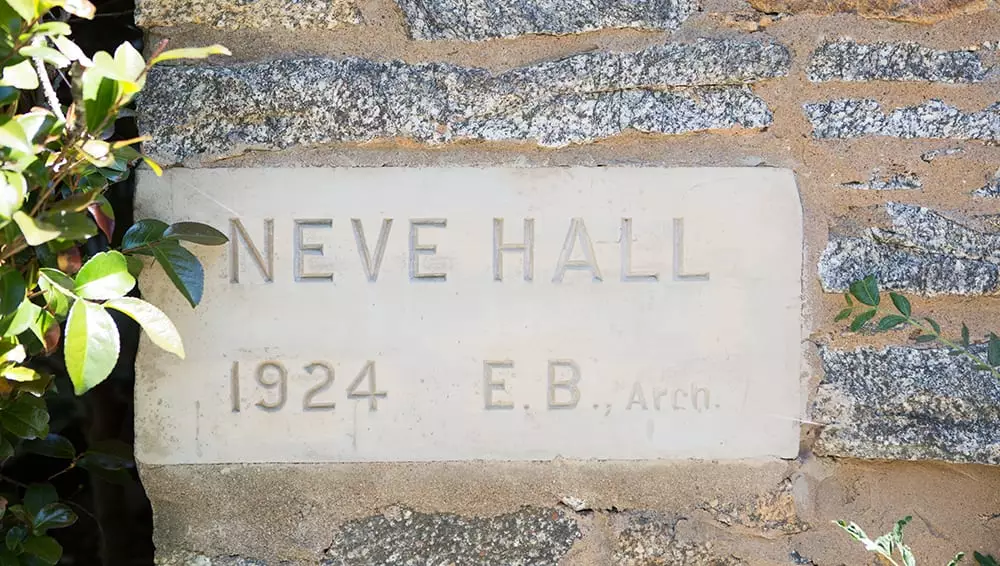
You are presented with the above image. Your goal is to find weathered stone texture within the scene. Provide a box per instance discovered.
[156,554,268,565]
[746,0,987,22]
[808,40,986,83]
[840,171,921,190]
[135,0,360,29]
[140,40,789,163]
[805,99,1000,141]
[973,176,1000,197]
[322,507,580,565]
[394,0,696,40]
[920,146,963,161]
[814,346,1000,464]
[614,512,742,565]
[819,202,1000,295]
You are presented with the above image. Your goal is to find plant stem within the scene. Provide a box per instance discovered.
[907,319,1000,382]
[30,36,65,122]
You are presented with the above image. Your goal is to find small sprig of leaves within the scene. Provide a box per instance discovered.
[836,275,1000,382]
[834,516,995,566]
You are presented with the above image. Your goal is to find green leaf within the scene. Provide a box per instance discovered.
[962,324,970,348]
[105,297,184,358]
[915,334,937,343]
[0,438,12,460]
[21,535,60,565]
[0,266,26,317]
[23,484,56,519]
[843,293,853,307]
[76,439,133,483]
[0,341,25,363]
[151,242,203,307]
[3,366,40,382]
[948,552,966,566]
[834,307,853,322]
[888,292,910,317]
[14,110,58,144]
[849,275,880,307]
[38,268,74,297]
[974,552,999,566]
[0,393,48,439]
[5,0,37,21]
[163,222,228,246]
[4,525,25,552]
[0,171,26,218]
[30,503,75,533]
[113,41,145,84]
[30,21,72,36]
[22,434,74,459]
[124,255,143,277]
[18,45,69,68]
[12,211,60,246]
[1,298,41,337]
[122,218,167,251]
[988,333,1000,367]
[0,118,32,154]
[82,76,118,133]
[0,59,36,90]
[925,317,941,334]
[64,300,120,395]
[151,44,231,64]
[877,315,907,331]
[38,210,97,241]
[850,309,877,332]
[73,250,135,300]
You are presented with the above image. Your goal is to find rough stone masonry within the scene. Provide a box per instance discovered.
[135,0,1000,563]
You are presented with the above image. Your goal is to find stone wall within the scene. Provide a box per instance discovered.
[135,0,1000,563]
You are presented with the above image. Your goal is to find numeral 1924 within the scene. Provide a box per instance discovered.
[230,360,387,413]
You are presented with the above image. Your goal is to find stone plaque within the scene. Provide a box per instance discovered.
[134,167,802,464]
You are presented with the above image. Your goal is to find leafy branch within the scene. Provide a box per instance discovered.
[835,516,996,566]
[836,275,1000,382]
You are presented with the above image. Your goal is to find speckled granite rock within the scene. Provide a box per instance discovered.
[135,0,361,29]
[322,506,580,565]
[805,99,1000,141]
[155,553,269,565]
[973,176,1000,197]
[841,171,921,190]
[393,0,696,40]
[139,39,789,163]
[808,40,986,83]
[819,202,1000,295]
[613,512,743,565]
[746,0,987,22]
[814,346,1000,464]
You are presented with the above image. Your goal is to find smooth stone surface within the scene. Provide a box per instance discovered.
[814,346,1000,464]
[805,99,1000,141]
[134,167,802,464]
[819,202,1000,295]
[139,39,789,163]
[808,40,986,83]
[135,0,361,29]
[393,0,696,40]
[745,0,987,22]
